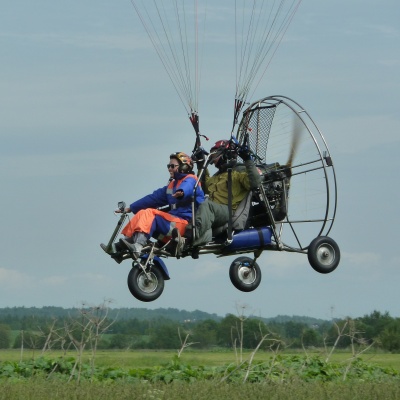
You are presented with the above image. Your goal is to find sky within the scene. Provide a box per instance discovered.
[1,1,399,321]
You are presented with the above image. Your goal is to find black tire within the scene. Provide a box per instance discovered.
[308,236,340,274]
[127,262,165,302]
[229,256,261,292]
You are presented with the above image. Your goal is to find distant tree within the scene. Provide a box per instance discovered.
[216,313,275,351]
[148,322,181,349]
[379,319,400,352]
[283,321,308,339]
[112,318,146,335]
[0,324,11,348]
[242,318,269,349]
[357,310,393,341]
[324,319,353,349]
[105,333,147,349]
[301,328,322,347]
[109,334,134,349]
[13,330,45,350]
[216,314,239,348]
[192,319,218,348]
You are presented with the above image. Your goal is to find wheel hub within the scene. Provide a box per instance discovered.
[137,271,158,293]
[238,266,256,284]
[317,244,335,265]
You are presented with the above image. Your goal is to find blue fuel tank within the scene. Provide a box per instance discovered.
[224,226,272,252]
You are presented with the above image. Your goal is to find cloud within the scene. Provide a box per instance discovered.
[0,267,110,292]
[0,267,32,288]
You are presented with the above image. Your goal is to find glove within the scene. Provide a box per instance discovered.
[193,147,208,169]
[192,147,208,162]
[238,145,251,161]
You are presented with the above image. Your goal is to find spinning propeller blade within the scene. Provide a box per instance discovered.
[286,116,303,170]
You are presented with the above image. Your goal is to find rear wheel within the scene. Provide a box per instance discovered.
[127,261,165,302]
[308,236,340,274]
[229,256,261,292]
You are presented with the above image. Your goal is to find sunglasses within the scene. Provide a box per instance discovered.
[167,164,180,169]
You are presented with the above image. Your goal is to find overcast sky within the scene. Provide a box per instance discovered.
[1,1,399,321]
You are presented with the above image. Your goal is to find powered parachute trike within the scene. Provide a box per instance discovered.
[101,1,340,301]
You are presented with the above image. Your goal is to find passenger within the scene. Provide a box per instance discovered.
[101,152,204,257]
[192,140,260,248]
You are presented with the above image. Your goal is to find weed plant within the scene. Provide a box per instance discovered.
[0,353,400,399]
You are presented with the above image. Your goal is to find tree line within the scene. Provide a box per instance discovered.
[0,307,399,352]
[0,306,220,323]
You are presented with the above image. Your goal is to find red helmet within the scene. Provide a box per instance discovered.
[210,140,230,152]
[209,140,235,168]
[170,152,194,173]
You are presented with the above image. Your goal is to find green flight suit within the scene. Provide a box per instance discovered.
[193,159,260,246]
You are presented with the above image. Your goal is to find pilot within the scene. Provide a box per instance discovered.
[190,139,260,249]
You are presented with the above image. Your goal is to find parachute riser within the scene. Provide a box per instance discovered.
[189,111,209,155]
[232,98,245,134]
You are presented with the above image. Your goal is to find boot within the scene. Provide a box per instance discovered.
[121,239,143,256]
[121,232,148,256]
[183,225,193,243]
[171,228,186,257]
[110,253,123,264]
[100,243,117,254]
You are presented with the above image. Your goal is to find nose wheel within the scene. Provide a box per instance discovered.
[229,256,262,292]
[127,261,165,302]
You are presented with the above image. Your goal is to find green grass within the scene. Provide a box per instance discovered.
[1,348,400,370]
[1,349,400,399]
[1,379,400,400]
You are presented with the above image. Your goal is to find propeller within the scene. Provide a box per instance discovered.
[286,115,302,169]
[269,116,303,221]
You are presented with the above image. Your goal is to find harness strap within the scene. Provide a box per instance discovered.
[256,227,265,247]
[166,175,199,208]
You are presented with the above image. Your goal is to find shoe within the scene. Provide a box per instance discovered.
[191,247,199,259]
[101,243,124,263]
[110,253,123,264]
[100,243,117,254]
[121,239,143,256]
[171,228,185,257]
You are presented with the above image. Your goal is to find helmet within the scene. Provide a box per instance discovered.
[170,152,194,173]
[209,139,236,168]
[210,139,230,153]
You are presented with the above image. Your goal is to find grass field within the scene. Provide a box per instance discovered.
[1,348,400,370]
[1,379,400,400]
[1,349,400,399]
